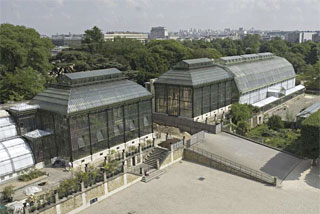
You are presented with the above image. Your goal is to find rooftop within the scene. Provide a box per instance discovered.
[56,68,124,87]
[297,102,320,119]
[31,79,152,115]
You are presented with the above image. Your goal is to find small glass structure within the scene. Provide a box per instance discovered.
[31,68,152,162]
[154,58,234,118]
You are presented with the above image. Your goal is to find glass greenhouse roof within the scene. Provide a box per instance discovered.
[156,64,233,87]
[225,56,296,94]
[57,68,124,87]
[0,137,35,177]
[31,79,152,115]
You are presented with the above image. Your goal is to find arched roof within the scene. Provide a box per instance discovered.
[225,56,296,94]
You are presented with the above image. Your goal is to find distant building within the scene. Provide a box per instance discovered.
[51,33,83,47]
[312,33,320,42]
[104,32,148,43]
[285,31,316,43]
[150,27,168,39]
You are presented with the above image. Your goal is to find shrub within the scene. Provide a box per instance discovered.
[18,169,46,181]
[2,185,14,202]
[236,121,249,136]
[267,115,284,130]
[230,103,253,124]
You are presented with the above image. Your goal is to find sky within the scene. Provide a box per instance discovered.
[1,0,319,36]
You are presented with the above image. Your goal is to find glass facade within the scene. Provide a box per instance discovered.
[155,81,233,118]
[36,99,152,161]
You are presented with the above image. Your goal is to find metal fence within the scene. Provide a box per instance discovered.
[187,146,276,185]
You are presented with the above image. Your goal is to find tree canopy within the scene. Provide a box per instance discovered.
[0,24,53,103]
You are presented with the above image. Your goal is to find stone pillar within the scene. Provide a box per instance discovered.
[81,182,86,206]
[139,144,143,164]
[23,203,29,214]
[103,172,108,194]
[171,150,174,163]
[134,155,138,165]
[156,159,160,170]
[153,138,155,147]
[123,165,127,185]
[140,167,144,175]
[123,150,127,166]
[55,191,61,214]
[183,136,186,146]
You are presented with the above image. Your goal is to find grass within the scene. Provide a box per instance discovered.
[246,124,301,155]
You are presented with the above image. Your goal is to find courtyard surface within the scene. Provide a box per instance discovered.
[197,132,301,181]
[78,160,319,214]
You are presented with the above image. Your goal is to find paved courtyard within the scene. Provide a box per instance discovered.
[79,161,319,214]
[196,132,301,181]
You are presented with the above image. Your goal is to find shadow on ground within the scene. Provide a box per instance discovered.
[305,164,320,189]
[259,152,301,181]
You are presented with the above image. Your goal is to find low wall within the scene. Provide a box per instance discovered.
[35,173,141,214]
[160,147,184,169]
[153,113,221,134]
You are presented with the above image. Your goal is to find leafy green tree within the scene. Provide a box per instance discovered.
[300,110,320,165]
[82,26,104,53]
[236,120,250,136]
[242,34,261,53]
[230,103,253,124]
[0,67,46,102]
[307,43,320,65]
[267,115,284,130]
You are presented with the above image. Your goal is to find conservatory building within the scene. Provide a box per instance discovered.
[31,68,153,167]
[218,53,305,110]
[154,58,234,121]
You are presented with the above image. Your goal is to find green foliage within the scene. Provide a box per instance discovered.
[230,103,253,124]
[18,169,46,181]
[0,67,46,102]
[82,26,104,53]
[103,160,119,174]
[236,121,249,136]
[0,24,53,103]
[2,185,14,202]
[267,115,284,130]
[300,110,320,160]
[57,178,79,198]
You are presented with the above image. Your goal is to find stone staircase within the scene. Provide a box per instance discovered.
[141,169,166,183]
[143,147,169,168]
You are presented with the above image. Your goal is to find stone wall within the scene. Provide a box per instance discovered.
[40,206,56,214]
[173,148,184,160]
[127,173,140,183]
[107,175,124,192]
[60,194,82,214]
[85,183,105,203]
[36,173,140,214]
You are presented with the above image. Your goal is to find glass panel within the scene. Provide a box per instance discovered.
[70,115,90,160]
[89,111,108,154]
[202,86,210,114]
[124,103,139,141]
[139,100,152,136]
[226,81,232,105]
[193,88,202,117]
[179,87,192,118]
[167,86,179,116]
[218,82,226,108]
[108,107,124,148]
[155,84,167,114]
[211,84,218,110]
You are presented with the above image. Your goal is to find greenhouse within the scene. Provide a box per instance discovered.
[0,110,35,182]
[31,68,153,163]
[219,53,298,105]
[154,58,234,119]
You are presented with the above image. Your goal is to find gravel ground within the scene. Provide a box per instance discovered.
[78,160,319,214]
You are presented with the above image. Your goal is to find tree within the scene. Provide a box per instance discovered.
[236,121,250,136]
[2,185,14,202]
[300,110,320,165]
[230,103,253,124]
[267,115,284,130]
[0,67,46,102]
[82,26,104,53]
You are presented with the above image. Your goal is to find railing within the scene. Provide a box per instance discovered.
[187,146,276,185]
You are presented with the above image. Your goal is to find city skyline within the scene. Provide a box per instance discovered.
[1,0,320,36]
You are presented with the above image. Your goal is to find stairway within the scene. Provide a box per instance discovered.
[141,169,166,183]
[143,147,169,168]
